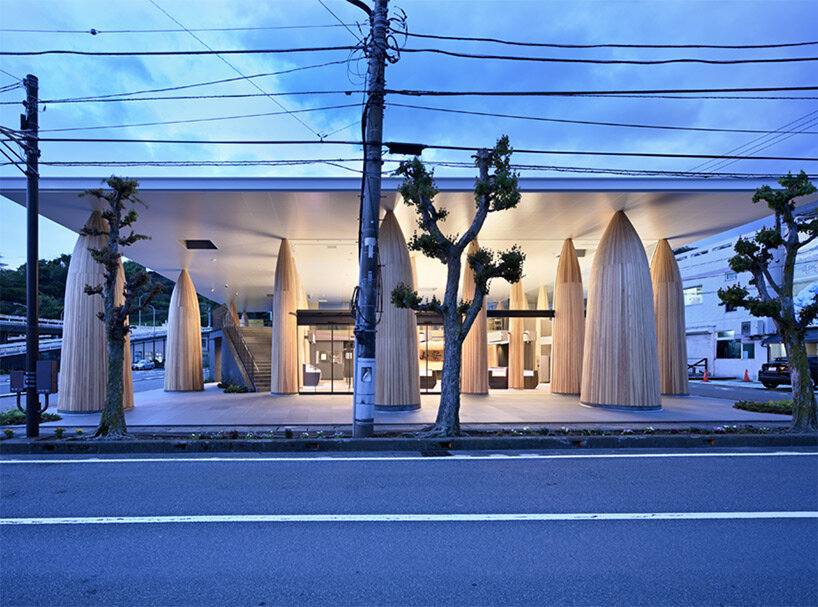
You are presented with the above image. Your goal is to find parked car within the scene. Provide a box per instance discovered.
[758,356,818,389]
[131,359,155,371]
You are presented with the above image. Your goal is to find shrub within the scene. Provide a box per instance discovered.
[734,399,793,415]
[0,409,62,426]
[223,384,249,393]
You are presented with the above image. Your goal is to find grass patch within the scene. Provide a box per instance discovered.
[734,399,793,415]
[0,409,62,425]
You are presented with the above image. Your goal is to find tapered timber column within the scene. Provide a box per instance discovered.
[270,239,298,394]
[581,211,660,409]
[229,301,240,325]
[115,259,134,409]
[461,239,488,394]
[551,239,584,394]
[508,280,527,389]
[240,310,248,327]
[164,269,203,391]
[535,285,551,382]
[58,211,108,412]
[375,211,420,410]
[651,239,689,395]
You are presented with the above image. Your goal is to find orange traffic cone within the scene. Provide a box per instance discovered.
[702,369,709,382]
[743,369,751,382]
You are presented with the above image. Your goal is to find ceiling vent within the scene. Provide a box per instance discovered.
[180,239,217,250]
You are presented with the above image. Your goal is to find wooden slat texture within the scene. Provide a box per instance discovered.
[375,211,421,409]
[581,211,661,409]
[270,239,299,394]
[535,285,551,381]
[651,238,690,395]
[551,239,585,394]
[508,280,527,389]
[229,302,240,326]
[58,211,108,412]
[115,259,134,410]
[461,239,488,394]
[239,310,248,327]
[164,269,204,391]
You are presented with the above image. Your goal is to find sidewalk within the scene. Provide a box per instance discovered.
[25,381,789,428]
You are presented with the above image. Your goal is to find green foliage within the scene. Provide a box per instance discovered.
[733,399,793,415]
[0,409,62,425]
[223,383,249,393]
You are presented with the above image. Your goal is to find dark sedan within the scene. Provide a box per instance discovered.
[758,356,818,389]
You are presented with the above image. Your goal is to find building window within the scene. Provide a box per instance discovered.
[742,343,755,359]
[725,271,737,281]
[716,339,742,359]
[725,302,737,312]
[684,285,703,306]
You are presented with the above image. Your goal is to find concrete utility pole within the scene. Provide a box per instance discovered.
[353,0,388,437]
[22,74,39,438]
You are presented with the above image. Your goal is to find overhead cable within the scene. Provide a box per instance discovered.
[0,24,358,34]
[37,103,361,133]
[0,45,359,56]
[8,135,816,161]
[387,102,818,135]
[147,0,325,139]
[400,47,818,65]
[4,85,815,106]
[401,32,818,50]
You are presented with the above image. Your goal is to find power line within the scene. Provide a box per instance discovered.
[401,47,818,65]
[0,45,359,57]
[401,32,818,50]
[387,102,818,135]
[5,45,815,65]
[37,103,362,133]
[317,0,365,43]
[0,24,358,34]
[8,135,815,161]
[4,85,815,106]
[56,59,357,102]
[148,0,324,139]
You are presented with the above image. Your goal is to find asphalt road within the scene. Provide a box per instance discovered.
[689,380,795,402]
[1,449,816,606]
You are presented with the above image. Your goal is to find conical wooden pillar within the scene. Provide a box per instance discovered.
[488,301,502,367]
[581,212,660,409]
[376,211,421,410]
[164,269,203,391]
[229,301,240,325]
[240,310,248,327]
[271,239,298,394]
[651,239,689,395]
[535,285,550,382]
[58,211,108,412]
[461,239,488,394]
[508,280,527,389]
[551,239,585,394]
[115,260,134,410]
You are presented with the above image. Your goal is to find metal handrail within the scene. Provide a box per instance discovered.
[221,311,259,391]
[687,357,708,376]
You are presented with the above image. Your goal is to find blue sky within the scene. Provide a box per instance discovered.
[1,0,816,268]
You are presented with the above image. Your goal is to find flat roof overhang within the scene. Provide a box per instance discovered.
[3,175,812,311]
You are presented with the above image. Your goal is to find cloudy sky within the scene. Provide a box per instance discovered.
[0,0,816,268]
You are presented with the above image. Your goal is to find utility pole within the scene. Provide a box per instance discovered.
[22,74,39,438]
[353,0,388,437]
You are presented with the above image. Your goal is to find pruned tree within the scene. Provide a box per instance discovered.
[392,136,524,436]
[82,177,162,438]
[718,171,818,432]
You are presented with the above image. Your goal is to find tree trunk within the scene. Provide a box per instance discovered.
[432,310,463,436]
[783,333,818,432]
[96,333,128,437]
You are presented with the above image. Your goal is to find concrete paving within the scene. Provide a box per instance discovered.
[38,381,787,427]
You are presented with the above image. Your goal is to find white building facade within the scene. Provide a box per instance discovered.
[677,202,818,380]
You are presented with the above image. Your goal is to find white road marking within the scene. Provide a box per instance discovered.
[0,451,815,465]
[1,511,815,526]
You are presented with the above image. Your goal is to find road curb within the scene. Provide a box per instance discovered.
[1,432,815,455]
